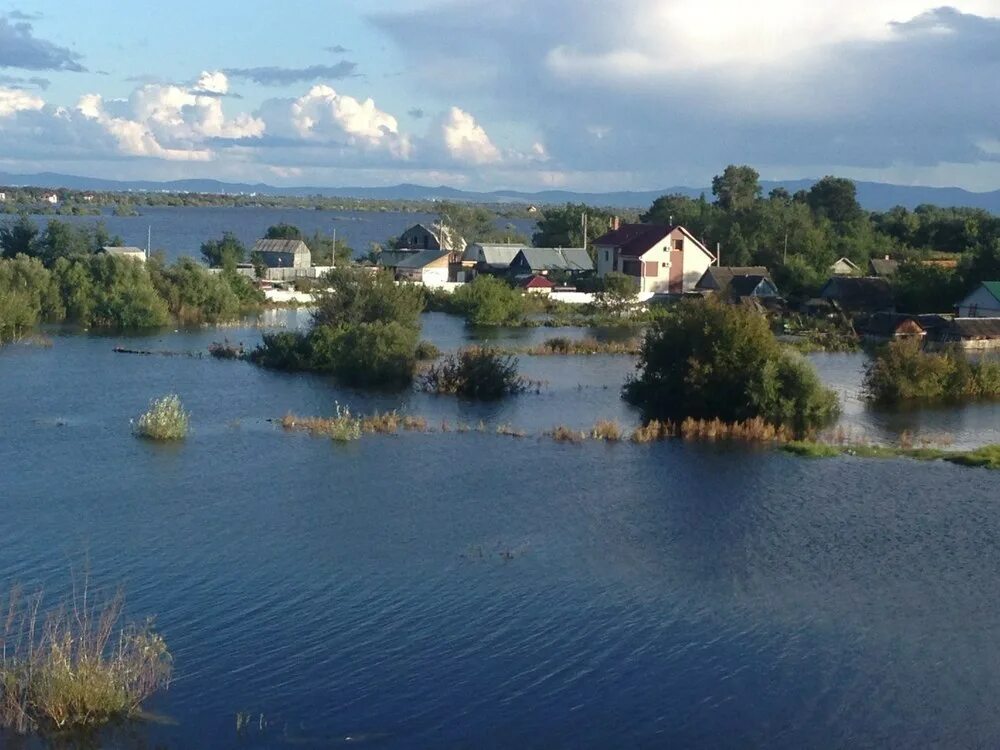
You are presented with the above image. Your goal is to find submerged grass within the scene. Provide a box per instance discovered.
[630,417,793,444]
[782,439,1000,470]
[521,337,642,356]
[0,580,171,736]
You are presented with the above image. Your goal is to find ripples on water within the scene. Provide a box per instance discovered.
[1,313,999,748]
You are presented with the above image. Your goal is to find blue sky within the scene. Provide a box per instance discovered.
[4,1,1000,191]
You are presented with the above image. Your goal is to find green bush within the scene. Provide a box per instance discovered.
[863,338,1000,404]
[134,395,189,441]
[420,346,527,399]
[623,298,839,433]
[449,276,525,326]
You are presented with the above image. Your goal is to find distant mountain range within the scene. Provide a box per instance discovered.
[3,170,1000,213]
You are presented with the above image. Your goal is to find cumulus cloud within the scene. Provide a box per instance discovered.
[224,62,357,86]
[0,15,85,71]
[193,70,229,96]
[438,106,501,164]
[0,86,43,116]
[372,0,1000,186]
[260,84,412,159]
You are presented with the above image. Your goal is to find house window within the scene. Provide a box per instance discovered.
[605,251,609,262]
[672,239,683,251]
[661,262,668,268]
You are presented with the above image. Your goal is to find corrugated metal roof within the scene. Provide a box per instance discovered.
[949,317,1000,339]
[251,239,310,255]
[982,281,1000,302]
[395,249,449,269]
[514,247,593,272]
[463,243,524,266]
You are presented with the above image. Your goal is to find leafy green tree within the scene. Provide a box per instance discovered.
[264,223,304,240]
[448,275,525,326]
[806,176,863,226]
[641,193,719,239]
[0,214,39,259]
[892,262,964,314]
[312,268,424,329]
[200,232,246,270]
[306,230,352,266]
[532,203,617,256]
[711,165,761,213]
[436,202,508,247]
[624,298,839,432]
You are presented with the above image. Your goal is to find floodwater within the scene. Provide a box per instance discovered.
[1,311,999,748]
[20,206,537,262]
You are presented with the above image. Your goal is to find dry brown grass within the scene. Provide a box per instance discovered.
[591,420,623,441]
[548,425,587,443]
[496,423,528,438]
[284,410,429,438]
[630,417,792,444]
[525,337,642,356]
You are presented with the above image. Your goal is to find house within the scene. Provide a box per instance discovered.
[250,239,312,269]
[44,193,58,205]
[462,243,523,273]
[818,276,894,313]
[101,246,146,262]
[932,317,1000,350]
[0,192,6,202]
[695,266,772,296]
[858,312,926,342]
[394,249,450,285]
[509,247,593,277]
[956,282,1000,318]
[593,223,715,294]
[516,274,556,294]
[728,274,780,302]
[830,257,860,276]
[868,257,899,277]
[398,223,466,255]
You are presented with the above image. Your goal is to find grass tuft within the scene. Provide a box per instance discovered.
[133,395,188,441]
[590,420,623,441]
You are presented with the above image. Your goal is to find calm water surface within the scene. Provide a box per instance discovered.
[2,313,999,749]
[22,206,537,262]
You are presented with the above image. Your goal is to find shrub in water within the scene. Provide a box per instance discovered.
[0,583,171,735]
[863,338,1000,405]
[623,298,839,434]
[133,395,189,440]
[420,346,527,400]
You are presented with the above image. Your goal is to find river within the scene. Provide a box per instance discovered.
[1,310,999,748]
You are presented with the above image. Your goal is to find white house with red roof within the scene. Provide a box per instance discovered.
[593,222,716,294]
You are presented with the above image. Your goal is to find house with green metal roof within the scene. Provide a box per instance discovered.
[957,282,1000,318]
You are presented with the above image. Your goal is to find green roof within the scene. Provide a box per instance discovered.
[984,281,1000,302]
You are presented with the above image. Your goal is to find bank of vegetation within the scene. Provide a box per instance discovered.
[419,347,531,399]
[0,582,171,736]
[862,339,1000,405]
[0,218,262,345]
[623,298,839,434]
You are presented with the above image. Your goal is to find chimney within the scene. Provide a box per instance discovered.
[611,216,620,231]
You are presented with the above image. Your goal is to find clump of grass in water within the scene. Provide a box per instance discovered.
[0,581,172,736]
[133,395,188,441]
[282,408,425,441]
[548,425,586,443]
[590,420,623,442]
[630,417,792,444]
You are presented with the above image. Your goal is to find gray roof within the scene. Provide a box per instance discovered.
[513,247,593,272]
[376,250,421,268]
[696,266,771,291]
[946,317,1000,340]
[101,246,145,255]
[819,276,893,310]
[396,249,449,269]
[251,239,310,255]
[869,258,900,277]
[463,243,524,267]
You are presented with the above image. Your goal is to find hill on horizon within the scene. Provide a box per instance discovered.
[3,170,1000,213]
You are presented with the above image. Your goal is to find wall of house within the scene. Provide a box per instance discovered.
[958,287,1000,317]
[420,266,449,285]
[679,231,714,291]
[595,244,615,277]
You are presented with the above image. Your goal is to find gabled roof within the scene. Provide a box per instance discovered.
[830,257,860,273]
[376,250,421,268]
[729,275,778,299]
[516,274,556,289]
[462,243,523,267]
[513,247,593,272]
[593,224,672,256]
[395,249,449,269]
[252,239,310,255]
[400,222,466,252]
[819,276,893,309]
[101,246,145,256]
[696,266,771,292]
[869,258,899,277]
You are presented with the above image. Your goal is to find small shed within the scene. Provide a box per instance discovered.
[100,246,146,262]
[251,239,311,269]
[830,257,860,276]
[395,249,450,285]
[956,282,1000,318]
[516,274,556,294]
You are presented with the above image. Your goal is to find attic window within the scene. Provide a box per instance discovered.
[672,239,683,251]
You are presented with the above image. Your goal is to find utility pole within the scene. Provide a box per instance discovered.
[581,212,588,251]
[146,225,151,261]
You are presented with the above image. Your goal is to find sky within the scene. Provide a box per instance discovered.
[3,0,1000,192]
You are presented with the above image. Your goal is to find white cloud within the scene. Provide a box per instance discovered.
[276,84,412,158]
[194,70,229,95]
[0,86,44,117]
[439,106,501,164]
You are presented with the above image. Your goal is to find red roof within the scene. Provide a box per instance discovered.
[593,223,677,257]
[518,274,556,289]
